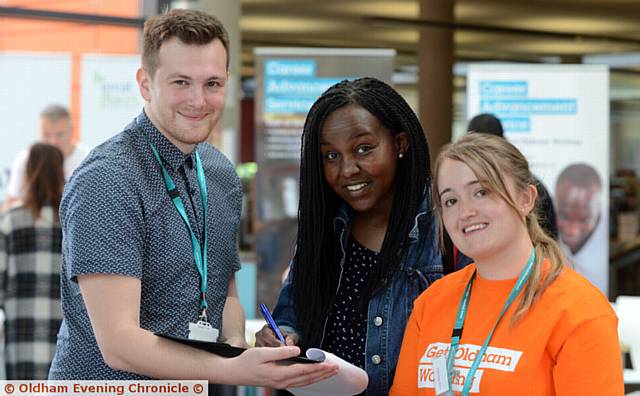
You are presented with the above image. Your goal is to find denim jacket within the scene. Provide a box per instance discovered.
[272,197,443,395]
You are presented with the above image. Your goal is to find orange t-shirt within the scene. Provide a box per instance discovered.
[390,262,623,395]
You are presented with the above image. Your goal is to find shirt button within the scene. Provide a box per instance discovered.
[373,316,383,326]
[371,355,382,365]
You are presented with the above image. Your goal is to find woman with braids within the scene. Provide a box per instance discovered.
[255,77,443,395]
[391,133,623,395]
[0,143,66,379]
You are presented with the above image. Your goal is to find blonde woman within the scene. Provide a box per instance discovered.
[391,133,623,395]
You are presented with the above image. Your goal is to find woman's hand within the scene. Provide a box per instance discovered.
[255,324,299,347]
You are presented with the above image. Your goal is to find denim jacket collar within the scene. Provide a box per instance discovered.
[333,194,432,244]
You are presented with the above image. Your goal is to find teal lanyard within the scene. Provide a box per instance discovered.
[447,248,536,395]
[147,140,210,321]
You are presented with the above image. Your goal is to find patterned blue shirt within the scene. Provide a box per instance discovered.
[49,111,242,380]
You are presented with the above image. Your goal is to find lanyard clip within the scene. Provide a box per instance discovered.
[199,308,208,323]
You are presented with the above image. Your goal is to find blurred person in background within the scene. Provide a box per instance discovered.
[0,143,65,379]
[4,104,89,206]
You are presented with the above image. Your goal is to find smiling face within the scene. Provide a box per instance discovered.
[136,37,228,153]
[319,105,407,218]
[437,158,534,263]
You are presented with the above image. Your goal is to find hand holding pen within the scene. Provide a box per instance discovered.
[256,303,300,347]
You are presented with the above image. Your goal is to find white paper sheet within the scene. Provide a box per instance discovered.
[287,348,369,396]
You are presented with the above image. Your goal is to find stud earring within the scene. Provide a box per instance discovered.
[398,153,404,159]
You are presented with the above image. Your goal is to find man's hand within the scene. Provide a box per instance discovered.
[230,346,338,389]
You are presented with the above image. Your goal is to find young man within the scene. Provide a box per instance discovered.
[49,9,337,388]
[5,104,89,203]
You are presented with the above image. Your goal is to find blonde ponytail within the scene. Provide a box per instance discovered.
[511,210,565,323]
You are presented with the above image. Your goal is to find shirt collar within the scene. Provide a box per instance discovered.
[136,110,196,171]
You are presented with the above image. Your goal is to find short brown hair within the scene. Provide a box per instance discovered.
[142,9,229,76]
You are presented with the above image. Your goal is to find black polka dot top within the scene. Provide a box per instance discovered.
[322,235,378,372]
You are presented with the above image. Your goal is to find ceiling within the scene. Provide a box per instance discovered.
[239,0,640,78]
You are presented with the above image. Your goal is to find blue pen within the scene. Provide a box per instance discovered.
[259,303,286,344]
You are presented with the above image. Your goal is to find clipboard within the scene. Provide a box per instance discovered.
[156,333,320,364]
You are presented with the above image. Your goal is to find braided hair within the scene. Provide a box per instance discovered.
[292,77,432,349]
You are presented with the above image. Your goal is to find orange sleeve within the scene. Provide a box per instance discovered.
[390,298,423,396]
[552,314,624,395]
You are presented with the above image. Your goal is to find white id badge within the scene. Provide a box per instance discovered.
[433,355,451,396]
[188,320,219,342]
